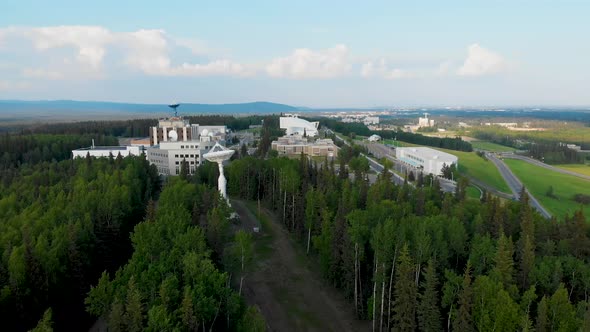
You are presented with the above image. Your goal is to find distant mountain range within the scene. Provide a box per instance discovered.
[0,100,300,119]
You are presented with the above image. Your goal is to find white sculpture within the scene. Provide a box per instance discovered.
[203,143,235,202]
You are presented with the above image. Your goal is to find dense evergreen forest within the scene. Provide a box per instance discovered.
[85,178,265,331]
[316,118,473,152]
[218,153,590,331]
[0,156,160,331]
[0,134,118,170]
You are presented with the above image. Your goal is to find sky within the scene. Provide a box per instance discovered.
[0,0,589,108]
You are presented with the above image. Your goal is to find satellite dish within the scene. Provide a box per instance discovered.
[168,130,178,141]
[201,129,209,137]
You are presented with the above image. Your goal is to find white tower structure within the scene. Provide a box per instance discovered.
[203,143,235,201]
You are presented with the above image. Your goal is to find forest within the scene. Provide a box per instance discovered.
[217,152,590,331]
[0,156,160,331]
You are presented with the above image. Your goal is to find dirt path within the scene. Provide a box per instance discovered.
[231,199,369,332]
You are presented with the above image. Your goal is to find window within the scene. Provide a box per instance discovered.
[190,154,194,158]
[175,161,179,165]
[181,145,184,149]
[175,154,178,158]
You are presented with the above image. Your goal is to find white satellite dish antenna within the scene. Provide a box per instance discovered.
[168,130,178,141]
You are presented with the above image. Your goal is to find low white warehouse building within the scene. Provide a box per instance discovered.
[395,147,458,176]
[72,146,141,158]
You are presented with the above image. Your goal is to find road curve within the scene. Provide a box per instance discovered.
[501,154,590,181]
[487,153,552,219]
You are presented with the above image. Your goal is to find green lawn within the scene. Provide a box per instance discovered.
[504,159,590,220]
[436,148,512,193]
[471,141,515,152]
[466,185,482,200]
[556,164,590,177]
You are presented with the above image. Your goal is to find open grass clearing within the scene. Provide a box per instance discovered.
[504,159,590,220]
[555,164,590,177]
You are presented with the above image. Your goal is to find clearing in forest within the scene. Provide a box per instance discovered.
[230,199,369,332]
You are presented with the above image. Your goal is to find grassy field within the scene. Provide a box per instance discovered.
[556,164,590,177]
[504,159,590,219]
[471,141,515,152]
[435,147,512,193]
[382,139,419,147]
[466,185,482,200]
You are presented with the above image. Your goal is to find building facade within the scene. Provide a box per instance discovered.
[146,117,229,175]
[149,117,227,145]
[271,136,337,157]
[146,140,218,175]
[395,147,458,175]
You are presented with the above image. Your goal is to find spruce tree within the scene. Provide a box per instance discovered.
[453,261,474,332]
[125,278,144,332]
[417,258,441,332]
[535,296,548,332]
[493,232,514,289]
[392,244,417,332]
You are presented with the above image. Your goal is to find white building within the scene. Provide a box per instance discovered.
[395,147,458,176]
[280,115,319,137]
[146,140,218,176]
[368,134,381,142]
[363,116,380,125]
[149,117,227,146]
[72,146,141,159]
[271,135,337,157]
[418,113,435,127]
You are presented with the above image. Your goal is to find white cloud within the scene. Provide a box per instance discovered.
[266,44,351,79]
[435,61,453,76]
[22,68,64,80]
[458,44,506,76]
[0,25,251,78]
[360,58,412,79]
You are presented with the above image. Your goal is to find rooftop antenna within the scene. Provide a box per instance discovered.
[168,102,180,117]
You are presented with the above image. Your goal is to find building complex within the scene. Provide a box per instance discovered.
[279,115,319,137]
[271,135,337,157]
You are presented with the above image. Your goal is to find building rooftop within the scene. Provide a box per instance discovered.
[396,147,457,162]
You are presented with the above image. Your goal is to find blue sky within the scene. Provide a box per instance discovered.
[1,0,588,107]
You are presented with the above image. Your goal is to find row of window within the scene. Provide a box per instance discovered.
[175,160,198,165]
[405,154,425,164]
[174,154,198,158]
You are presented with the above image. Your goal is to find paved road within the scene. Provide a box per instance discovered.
[487,153,552,218]
[501,153,590,181]
[335,134,456,192]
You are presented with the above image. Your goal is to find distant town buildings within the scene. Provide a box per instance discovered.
[271,135,337,158]
[395,147,458,176]
[418,113,435,128]
[280,115,319,136]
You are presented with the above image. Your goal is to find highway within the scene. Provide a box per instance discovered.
[487,153,552,218]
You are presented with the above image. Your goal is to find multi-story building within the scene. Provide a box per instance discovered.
[271,135,337,158]
[146,117,228,175]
